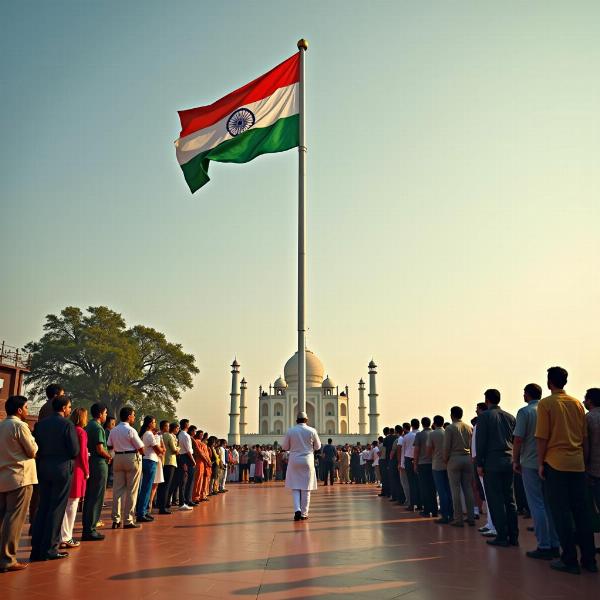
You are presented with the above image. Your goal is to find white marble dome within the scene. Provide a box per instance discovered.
[284,349,325,388]
[322,375,336,389]
[274,376,287,389]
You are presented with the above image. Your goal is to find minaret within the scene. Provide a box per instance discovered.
[368,359,380,437]
[358,378,367,435]
[239,377,247,436]
[228,358,240,445]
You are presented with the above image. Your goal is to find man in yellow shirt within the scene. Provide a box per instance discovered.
[535,366,596,575]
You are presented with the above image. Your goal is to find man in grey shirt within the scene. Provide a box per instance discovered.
[413,417,437,517]
[513,383,559,559]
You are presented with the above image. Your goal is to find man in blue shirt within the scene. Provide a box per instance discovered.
[321,439,337,486]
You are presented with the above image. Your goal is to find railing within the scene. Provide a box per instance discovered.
[0,341,32,370]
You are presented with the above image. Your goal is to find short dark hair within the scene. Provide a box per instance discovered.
[484,389,501,405]
[421,416,431,428]
[383,427,389,435]
[433,415,444,427]
[402,422,410,431]
[395,424,402,433]
[52,395,71,412]
[180,419,189,429]
[450,406,463,420]
[328,438,332,444]
[5,395,27,416]
[120,406,134,421]
[188,425,197,435]
[524,383,542,400]
[159,419,169,430]
[46,384,63,400]
[410,418,420,429]
[90,402,108,419]
[169,421,179,433]
[476,402,487,412]
[547,366,568,389]
[585,388,600,408]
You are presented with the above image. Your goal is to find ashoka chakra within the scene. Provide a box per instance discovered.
[226,108,256,137]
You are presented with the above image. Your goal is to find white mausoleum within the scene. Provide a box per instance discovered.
[227,350,380,446]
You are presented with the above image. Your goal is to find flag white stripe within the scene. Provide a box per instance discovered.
[175,83,299,166]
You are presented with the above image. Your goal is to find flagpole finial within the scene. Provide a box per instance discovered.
[297,39,308,51]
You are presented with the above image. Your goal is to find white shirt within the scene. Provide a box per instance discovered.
[360,449,370,465]
[282,423,322,491]
[264,450,272,465]
[403,430,418,459]
[177,430,193,455]
[372,446,380,466]
[471,424,477,458]
[107,422,144,453]
[142,430,159,462]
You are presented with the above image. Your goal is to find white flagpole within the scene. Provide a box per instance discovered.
[297,39,308,415]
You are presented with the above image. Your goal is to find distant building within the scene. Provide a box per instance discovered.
[0,341,33,426]
[227,350,380,446]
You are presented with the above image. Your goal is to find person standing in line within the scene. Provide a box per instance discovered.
[59,407,90,549]
[30,395,79,561]
[403,419,421,511]
[513,383,560,559]
[156,421,174,513]
[282,412,322,521]
[254,445,264,483]
[472,404,495,536]
[399,423,411,507]
[536,366,597,574]
[379,428,390,496]
[444,406,475,527]
[339,445,350,484]
[321,438,336,486]
[427,415,453,524]
[239,446,249,483]
[107,406,144,529]
[149,421,166,514]
[218,440,229,492]
[161,422,179,510]
[104,415,117,489]
[584,388,600,538]
[413,417,437,518]
[358,445,369,483]
[82,403,111,541]
[176,419,196,509]
[0,396,37,572]
[200,434,213,499]
[135,416,162,522]
[372,441,381,485]
[476,389,518,547]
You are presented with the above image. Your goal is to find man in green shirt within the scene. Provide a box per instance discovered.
[82,403,111,541]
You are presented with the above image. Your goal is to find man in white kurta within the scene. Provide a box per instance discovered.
[281,412,322,521]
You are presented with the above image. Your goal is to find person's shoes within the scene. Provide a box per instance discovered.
[144,514,155,520]
[486,538,510,547]
[158,510,172,515]
[478,526,490,533]
[474,513,480,520]
[300,515,308,520]
[526,548,554,560]
[466,520,476,527]
[179,504,193,511]
[81,533,105,541]
[136,515,152,523]
[29,554,43,562]
[482,530,498,538]
[294,511,301,521]
[550,559,581,575]
[509,538,519,547]
[59,539,80,549]
[124,523,141,529]
[0,562,28,572]
[581,561,598,573]
[449,520,464,528]
[45,552,69,560]
[435,517,450,524]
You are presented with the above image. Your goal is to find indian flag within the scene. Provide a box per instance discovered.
[175,53,299,193]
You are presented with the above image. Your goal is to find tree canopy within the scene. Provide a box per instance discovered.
[25,306,199,420]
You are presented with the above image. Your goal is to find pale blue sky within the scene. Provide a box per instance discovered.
[2,1,599,436]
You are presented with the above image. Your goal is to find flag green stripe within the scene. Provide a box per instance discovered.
[180,114,299,193]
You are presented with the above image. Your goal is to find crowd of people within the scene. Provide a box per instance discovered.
[313,366,600,576]
[1,365,598,577]
[0,384,233,572]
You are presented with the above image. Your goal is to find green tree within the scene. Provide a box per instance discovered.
[25,306,199,420]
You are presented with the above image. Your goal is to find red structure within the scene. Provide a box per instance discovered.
[0,340,32,421]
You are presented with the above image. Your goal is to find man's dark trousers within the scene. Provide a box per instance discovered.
[30,459,72,558]
[544,464,595,567]
[82,459,108,536]
[322,460,334,485]
[404,457,421,509]
[379,458,389,495]
[484,465,518,542]
[418,464,437,516]
[176,455,194,505]
[388,458,401,501]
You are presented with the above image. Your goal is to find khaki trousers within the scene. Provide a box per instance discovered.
[112,453,142,525]
[0,485,33,568]
[447,454,475,521]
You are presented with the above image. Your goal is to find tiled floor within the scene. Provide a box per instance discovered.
[2,482,597,599]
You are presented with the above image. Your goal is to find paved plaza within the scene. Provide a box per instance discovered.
[3,483,597,600]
